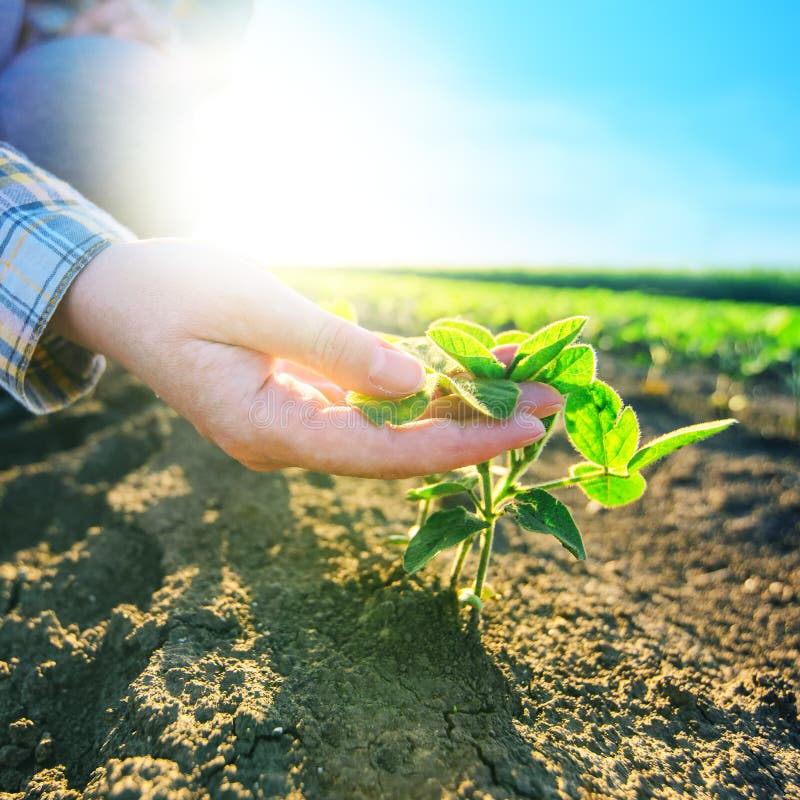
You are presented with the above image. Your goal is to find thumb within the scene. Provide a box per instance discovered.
[231,271,426,398]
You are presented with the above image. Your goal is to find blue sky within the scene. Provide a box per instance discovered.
[196,1,800,266]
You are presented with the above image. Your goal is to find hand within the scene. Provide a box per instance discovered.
[51,240,563,478]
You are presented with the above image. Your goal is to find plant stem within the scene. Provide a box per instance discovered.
[492,469,609,514]
[478,460,493,518]
[495,413,559,502]
[473,460,497,603]
[530,473,601,492]
[413,498,430,532]
[530,473,580,492]
[451,462,495,593]
[473,517,496,601]
[421,498,430,524]
[449,535,474,588]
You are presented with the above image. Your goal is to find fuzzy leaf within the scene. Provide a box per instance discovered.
[403,508,489,573]
[495,329,530,345]
[427,326,505,379]
[571,464,647,507]
[407,475,479,500]
[429,318,496,349]
[564,381,624,465]
[394,336,458,374]
[603,406,640,469]
[628,419,737,472]
[509,317,588,381]
[536,345,596,393]
[440,375,521,419]
[509,488,586,560]
[347,374,435,426]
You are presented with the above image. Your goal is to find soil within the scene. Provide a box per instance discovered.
[0,364,798,800]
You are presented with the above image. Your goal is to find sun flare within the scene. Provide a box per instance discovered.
[184,30,433,267]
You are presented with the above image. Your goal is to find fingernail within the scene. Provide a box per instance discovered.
[516,398,562,418]
[536,401,564,417]
[368,344,426,396]
[517,382,564,418]
[515,414,546,445]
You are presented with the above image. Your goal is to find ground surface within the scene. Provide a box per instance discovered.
[1,363,798,800]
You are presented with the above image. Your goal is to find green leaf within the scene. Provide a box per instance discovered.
[564,381,624,465]
[569,463,603,477]
[394,336,459,374]
[403,508,489,574]
[407,475,479,500]
[509,488,586,560]
[535,345,596,393]
[571,464,647,507]
[427,326,505,379]
[628,419,737,472]
[429,318,495,349]
[509,317,588,381]
[495,329,530,345]
[347,374,436,426]
[603,406,640,469]
[439,375,521,419]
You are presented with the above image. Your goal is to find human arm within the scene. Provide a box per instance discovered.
[0,141,133,412]
[49,239,563,478]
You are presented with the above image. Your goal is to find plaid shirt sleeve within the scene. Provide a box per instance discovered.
[0,143,135,414]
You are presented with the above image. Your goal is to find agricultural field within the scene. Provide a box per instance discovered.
[1,269,798,799]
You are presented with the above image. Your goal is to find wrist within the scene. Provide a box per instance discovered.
[48,237,229,379]
[49,241,128,355]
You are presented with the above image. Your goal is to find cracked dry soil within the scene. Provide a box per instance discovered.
[0,367,798,800]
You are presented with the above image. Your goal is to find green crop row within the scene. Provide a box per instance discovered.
[280,269,800,385]
[384,267,800,306]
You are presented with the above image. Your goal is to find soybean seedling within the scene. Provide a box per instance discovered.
[347,317,736,612]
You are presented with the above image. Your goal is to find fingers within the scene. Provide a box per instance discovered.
[491,343,519,368]
[228,271,426,399]
[514,381,563,416]
[290,407,547,478]
[274,360,347,403]
[423,381,562,420]
[192,331,561,478]
[242,375,552,478]
[422,395,481,421]
[237,340,563,477]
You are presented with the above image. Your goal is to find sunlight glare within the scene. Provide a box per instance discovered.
[185,25,435,267]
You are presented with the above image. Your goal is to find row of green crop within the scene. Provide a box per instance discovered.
[387,267,800,306]
[279,270,800,389]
